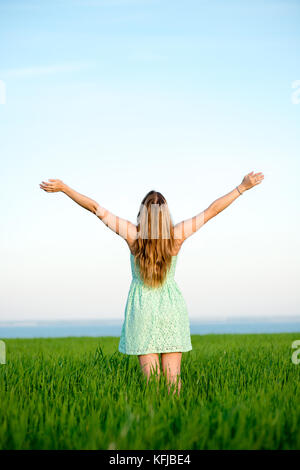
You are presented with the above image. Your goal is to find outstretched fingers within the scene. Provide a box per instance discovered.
[247,171,264,186]
[40,181,54,192]
[254,172,264,184]
[39,179,61,192]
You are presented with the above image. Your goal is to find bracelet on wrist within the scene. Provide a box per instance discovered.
[236,185,243,195]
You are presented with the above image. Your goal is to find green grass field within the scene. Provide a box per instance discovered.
[0,333,300,450]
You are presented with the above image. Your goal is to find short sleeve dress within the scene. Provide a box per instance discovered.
[118,252,193,355]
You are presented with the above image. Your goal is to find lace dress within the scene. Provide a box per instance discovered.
[118,253,193,355]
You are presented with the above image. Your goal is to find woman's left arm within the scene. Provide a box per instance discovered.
[39,179,137,244]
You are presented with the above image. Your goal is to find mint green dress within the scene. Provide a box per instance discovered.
[118,253,193,355]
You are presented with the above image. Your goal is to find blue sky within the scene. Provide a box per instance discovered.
[0,0,299,323]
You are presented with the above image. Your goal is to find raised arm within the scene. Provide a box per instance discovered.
[174,171,264,244]
[39,179,137,247]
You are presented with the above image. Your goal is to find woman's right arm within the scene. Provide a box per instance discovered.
[174,171,264,243]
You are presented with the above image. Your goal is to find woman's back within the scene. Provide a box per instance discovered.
[130,252,178,286]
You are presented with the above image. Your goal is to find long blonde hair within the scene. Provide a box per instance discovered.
[132,190,177,288]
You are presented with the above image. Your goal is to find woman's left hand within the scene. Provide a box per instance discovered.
[39,179,65,193]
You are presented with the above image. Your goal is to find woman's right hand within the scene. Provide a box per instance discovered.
[239,171,264,192]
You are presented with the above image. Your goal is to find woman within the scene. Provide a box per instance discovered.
[39,171,264,395]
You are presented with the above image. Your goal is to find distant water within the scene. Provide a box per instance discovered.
[1,319,300,339]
